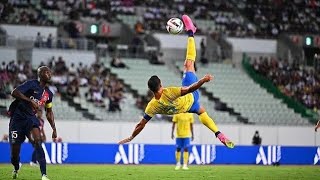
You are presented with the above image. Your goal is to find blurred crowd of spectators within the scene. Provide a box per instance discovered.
[0,0,124,26]
[1,0,319,38]
[0,57,126,112]
[251,56,320,111]
[235,0,320,37]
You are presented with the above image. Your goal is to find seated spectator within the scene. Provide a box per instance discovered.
[104,76,124,112]
[69,63,77,75]
[66,78,79,98]
[149,52,165,65]
[134,20,145,34]
[88,78,104,107]
[111,56,128,68]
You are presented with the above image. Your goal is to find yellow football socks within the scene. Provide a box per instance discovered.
[176,151,181,164]
[186,37,196,61]
[199,112,219,133]
[183,151,189,165]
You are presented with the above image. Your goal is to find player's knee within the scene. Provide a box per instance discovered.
[176,148,181,152]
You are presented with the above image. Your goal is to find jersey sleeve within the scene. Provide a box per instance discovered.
[190,114,194,124]
[45,89,53,109]
[16,80,34,93]
[143,101,156,121]
[172,115,177,122]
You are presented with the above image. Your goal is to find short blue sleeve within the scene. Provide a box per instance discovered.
[16,80,35,94]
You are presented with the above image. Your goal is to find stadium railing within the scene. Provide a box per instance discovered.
[0,35,96,50]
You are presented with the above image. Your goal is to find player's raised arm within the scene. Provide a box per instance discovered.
[11,85,39,110]
[118,118,148,144]
[181,74,213,96]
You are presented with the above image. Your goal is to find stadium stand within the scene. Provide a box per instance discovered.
[0,0,318,126]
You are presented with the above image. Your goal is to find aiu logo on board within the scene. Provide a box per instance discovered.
[256,146,281,165]
[42,142,68,164]
[189,145,216,164]
[114,144,145,164]
[313,147,320,165]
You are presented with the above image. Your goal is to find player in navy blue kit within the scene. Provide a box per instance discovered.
[8,66,57,180]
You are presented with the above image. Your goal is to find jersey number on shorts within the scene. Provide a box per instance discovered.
[11,131,18,138]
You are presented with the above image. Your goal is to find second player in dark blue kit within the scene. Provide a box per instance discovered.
[8,66,57,180]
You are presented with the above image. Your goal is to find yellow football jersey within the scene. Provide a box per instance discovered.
[144,87,194,120]
[173,113,194,138]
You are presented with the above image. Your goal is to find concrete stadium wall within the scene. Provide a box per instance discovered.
[153,33,206,50]
[0,119,317,146]
[0,48,16,62]
[1,24,57,38]
[226,38,277,54]
[32,49,96,68]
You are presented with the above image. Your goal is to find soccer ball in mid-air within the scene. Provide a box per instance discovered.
[166,18,184,35]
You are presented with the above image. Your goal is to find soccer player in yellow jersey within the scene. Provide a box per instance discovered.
[119,15,234,148]
[171,113,194,170]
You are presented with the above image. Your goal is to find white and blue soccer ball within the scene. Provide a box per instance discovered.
[166,18,184,35]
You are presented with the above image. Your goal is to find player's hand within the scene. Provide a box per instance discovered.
[30,100,39,110]
[171,134,174,139]
[118,136,133,144]
[201,74,214,83]
[191,136,194,141]
[52,129,57,140]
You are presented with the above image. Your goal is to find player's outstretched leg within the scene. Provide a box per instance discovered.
[182,14,197,74]
[198,107,234,148]
[181,15,234,148]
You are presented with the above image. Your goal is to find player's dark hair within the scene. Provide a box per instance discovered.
[148,75,161,92]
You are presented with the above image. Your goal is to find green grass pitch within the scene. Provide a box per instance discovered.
[0,164,319,180]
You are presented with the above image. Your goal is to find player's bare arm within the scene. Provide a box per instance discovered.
[45,107,57,139]
[118,118,148,144]
[315,119,320,132]
[171,122,176,139]
[191,123,194,141]
[11,88,39,110]
[181,74,213,96]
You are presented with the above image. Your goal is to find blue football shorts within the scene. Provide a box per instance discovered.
[9,114,40,144]
[182,71,200,113]
[176,137,191,149]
